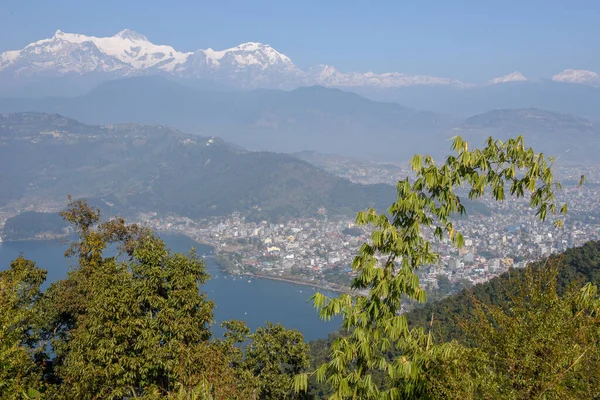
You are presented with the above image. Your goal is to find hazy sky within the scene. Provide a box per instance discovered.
[1,0,598,83]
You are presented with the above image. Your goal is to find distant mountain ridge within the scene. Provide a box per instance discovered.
[353,80,600,122]
[1,77,599,163]
[2,29,599,94]
[452,108,600,161]
[0,112,396,220]
[0,77,457,160]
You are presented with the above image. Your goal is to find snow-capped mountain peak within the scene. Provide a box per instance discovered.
[0,29,474,89]
[3,29,190,73]
[0,29,476,89]
[307,64,469,88]
[552,69,600,87]
[201,41,295,69]
[113,29,149,42]
[489,71,527,84]
[8,29,597,91]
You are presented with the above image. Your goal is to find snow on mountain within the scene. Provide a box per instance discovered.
[175,41,303,87]
[0,29,188,75]
[306,65,468,88]
[7,29,596,91]
[489,71,527,84]
[202,42,295,68]
[552,69,600,87]
[0,29,471,89]
[87,29,189,71]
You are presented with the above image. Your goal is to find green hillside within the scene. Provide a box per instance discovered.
[0,112,395,220]
[405,240,600,343]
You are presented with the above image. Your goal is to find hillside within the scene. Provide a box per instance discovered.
[355,80,600,122]
[0,77,456,160]
[452,108,600,161]
[405,240,600,343]
[1,211,69,241]
[0,112,395,220]
[307,240,600,397]
[3,78,599,163]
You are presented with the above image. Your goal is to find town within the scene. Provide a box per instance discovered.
[2,162,600,299]
[136,163,600,297]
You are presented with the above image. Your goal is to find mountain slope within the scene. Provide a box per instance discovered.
[2,77,599,162]
[405,240,600,343]
[354,80,600,121]
[0,112,396,220]
[452,108,600,161]
[0,77,456,160]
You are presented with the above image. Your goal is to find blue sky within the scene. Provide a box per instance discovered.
[1,0,598,83]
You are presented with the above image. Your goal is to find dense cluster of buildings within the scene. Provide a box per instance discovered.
[141,212,364,290]
[139,172,600,293]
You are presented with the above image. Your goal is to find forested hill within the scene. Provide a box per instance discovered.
[2,211,68,241]
[405,240,600,343]
[0,112,396,220]
[308,240,600,398]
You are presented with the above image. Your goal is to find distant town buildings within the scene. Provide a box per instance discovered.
[2,163,600,294]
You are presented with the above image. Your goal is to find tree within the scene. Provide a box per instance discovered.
[295,136,579,399]
[244,323,310,399]
[219,320,310,400]
[29,198,310,399]
[424,261,600,399]
[40,199,225,398]
[0,256,46,399]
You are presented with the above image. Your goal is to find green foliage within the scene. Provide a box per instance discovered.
[406,239,600,344]
[296,136,572,399]
[1,212,68,241]
[423,262,600,399]
[244,323,310,399]
[0,256,46,399]
[0,198,313,399]
[219,320,311,399]
[36,199,215,398]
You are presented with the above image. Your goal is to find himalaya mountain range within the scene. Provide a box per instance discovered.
[2,29,600,96]
[1,29,600,164]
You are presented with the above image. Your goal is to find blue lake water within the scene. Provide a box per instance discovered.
[0,234,340,342]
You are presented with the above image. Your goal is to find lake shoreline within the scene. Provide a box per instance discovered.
[241,272,352,294]
[0,234,340,341]
[157,231,357,295]
[3,229,355,296]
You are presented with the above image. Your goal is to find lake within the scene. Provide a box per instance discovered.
[0,233,340,342]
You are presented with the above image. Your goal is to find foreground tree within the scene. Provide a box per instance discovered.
[295,136,581,399]
[244,322,310,399]
[0,257,46,399]
[219,320,310,400]
[39,199,238,398]
[424,261,600,399]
